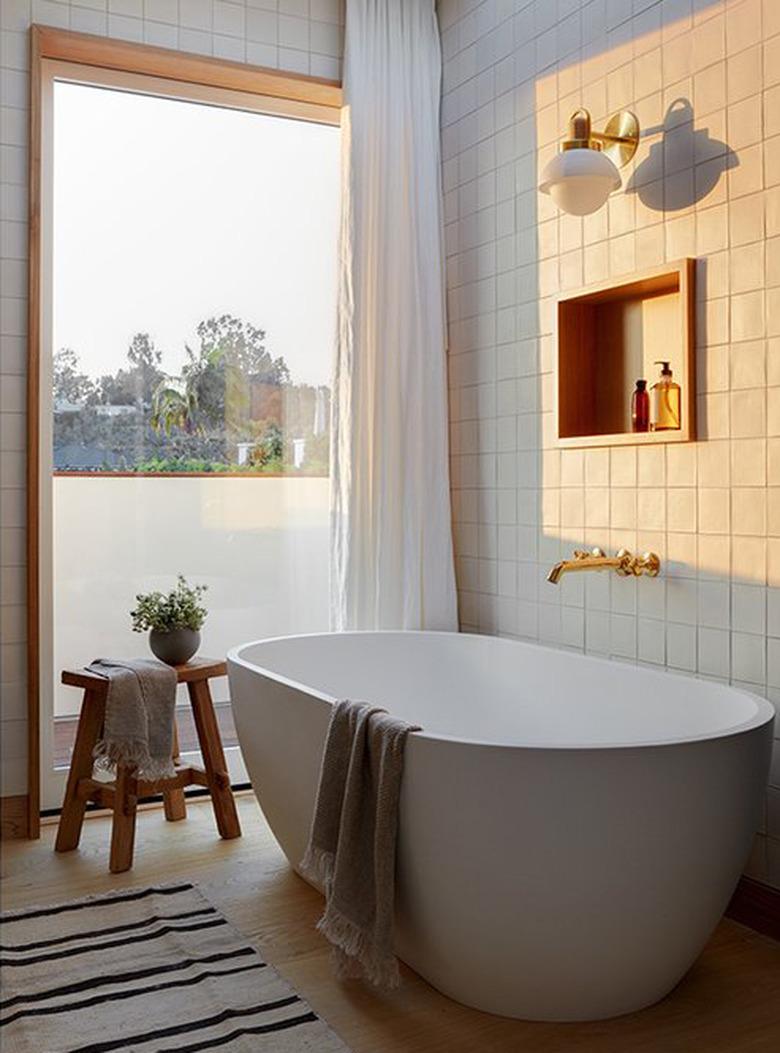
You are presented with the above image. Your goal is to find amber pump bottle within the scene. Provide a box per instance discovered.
[651,360,681,431]
[631,379,649,432]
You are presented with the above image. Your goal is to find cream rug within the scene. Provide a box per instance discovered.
[0,882,349,1052]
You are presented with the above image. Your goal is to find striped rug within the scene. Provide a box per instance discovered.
[0,882,349,1052]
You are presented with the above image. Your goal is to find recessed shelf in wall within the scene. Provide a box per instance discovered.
[555,259,695,448]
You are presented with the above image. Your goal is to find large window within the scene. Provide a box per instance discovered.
[36,57,340,809]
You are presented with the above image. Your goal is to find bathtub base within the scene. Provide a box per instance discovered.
[293,852,705,1022]
[228,632,775,1024]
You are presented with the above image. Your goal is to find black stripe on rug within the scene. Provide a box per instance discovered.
[0,960,267,1028]
[0,917,227,967]
[0,947,260,1012]
[0,907,216,953]
[70,997,306,1053]
[2,884,194,924]
[171,1012,320,1053]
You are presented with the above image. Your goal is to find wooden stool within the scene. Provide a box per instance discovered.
[55,658,241,873]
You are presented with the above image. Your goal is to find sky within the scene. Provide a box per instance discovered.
[52,81,340,387]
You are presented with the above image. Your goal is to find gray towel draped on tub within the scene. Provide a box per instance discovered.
[300,700,420,989]
[88,658,178,781]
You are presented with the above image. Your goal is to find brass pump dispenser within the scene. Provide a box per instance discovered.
[651,360,681,431]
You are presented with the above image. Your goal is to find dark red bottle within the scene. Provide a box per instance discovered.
[631,379,649,433]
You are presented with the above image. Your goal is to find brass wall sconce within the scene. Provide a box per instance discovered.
[539,108,640,216]
[547,547,660,585]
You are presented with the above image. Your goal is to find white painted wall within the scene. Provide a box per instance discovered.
[0,0,345,797]
[438,0,780,887]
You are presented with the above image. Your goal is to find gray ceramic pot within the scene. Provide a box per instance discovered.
[149,628,200,666]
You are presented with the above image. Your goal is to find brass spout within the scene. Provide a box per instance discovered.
[547,548,660,585]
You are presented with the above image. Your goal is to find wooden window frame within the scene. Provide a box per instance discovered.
[26,26,342,838]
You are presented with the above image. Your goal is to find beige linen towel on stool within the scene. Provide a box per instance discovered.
[88,658,178,780]
[300,700,420,988]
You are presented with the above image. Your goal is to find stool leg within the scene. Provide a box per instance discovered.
[55,688,105,853]
[163,720,187,822]
[110,764,138,873]
[187,679,241,840]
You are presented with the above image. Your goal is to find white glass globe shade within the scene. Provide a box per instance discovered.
[538,149,621,216]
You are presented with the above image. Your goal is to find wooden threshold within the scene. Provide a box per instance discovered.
[727,876,780,942]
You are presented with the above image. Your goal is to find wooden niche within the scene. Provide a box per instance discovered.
[555,259,695,448]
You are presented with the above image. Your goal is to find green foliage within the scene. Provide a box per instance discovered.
[53,315,330,475]
[54,348,95,405]
[195,315,289,384]
[259,422,283,463]
[151,380,200,437]
[130,575,208,633]
[130,456,230,473]
[95,333,164,407]
[128,454,293,474]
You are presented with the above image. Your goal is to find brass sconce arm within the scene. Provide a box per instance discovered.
[562,109,640,168]
[590,129,637,146]
[547,547,661,585]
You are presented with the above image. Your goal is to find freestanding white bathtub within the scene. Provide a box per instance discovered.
[228,631,774,1021]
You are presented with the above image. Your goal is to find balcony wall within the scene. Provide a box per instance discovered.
[53,475,330,717]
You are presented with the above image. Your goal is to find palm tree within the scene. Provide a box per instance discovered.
[150,376,200,435]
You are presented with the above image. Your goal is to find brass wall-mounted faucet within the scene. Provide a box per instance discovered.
[547,547,661,585]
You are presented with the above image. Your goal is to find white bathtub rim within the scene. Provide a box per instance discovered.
[227,630,775,752]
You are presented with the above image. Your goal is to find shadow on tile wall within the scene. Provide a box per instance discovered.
[626,98,740,210]
[439,0,780,888]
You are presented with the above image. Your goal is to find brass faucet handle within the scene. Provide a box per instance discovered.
[617,550,662,577]
[638,551,661,577]
[615,548,634,576]
[573,549,591,560]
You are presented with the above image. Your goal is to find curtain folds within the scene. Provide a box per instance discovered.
[330,0,458,632]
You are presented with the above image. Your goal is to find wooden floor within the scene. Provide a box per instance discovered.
[2,796,779,1053]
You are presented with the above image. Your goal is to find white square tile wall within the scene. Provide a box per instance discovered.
[0,0,344,799]
[439,0,780,889]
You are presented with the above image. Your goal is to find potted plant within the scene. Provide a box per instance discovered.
[131,575,208,666]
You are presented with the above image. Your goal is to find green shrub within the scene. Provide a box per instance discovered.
[130,575,208,633]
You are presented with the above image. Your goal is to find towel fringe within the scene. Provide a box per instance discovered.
[316,901,400,989]
[93,739,176,781]
[299,844,335,891]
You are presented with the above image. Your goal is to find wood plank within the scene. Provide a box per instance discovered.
[61,658,226,692]
[187,679,241,840]
[0,796,29,840]
[32,25,341,108]
[135,769,199,797]
[52,470,327,478]
[54,688,105,853]
[109,764,138,873]
[74,782,115,809]
[3,798,779,1053]
[61,670,110,694]
[26,22,43,842]
[175,659,227,683]
[60,659,228,687]
[163,723,187,822]
[557,427,693,448]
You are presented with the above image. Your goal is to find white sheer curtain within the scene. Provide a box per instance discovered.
[330,0,458,632]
